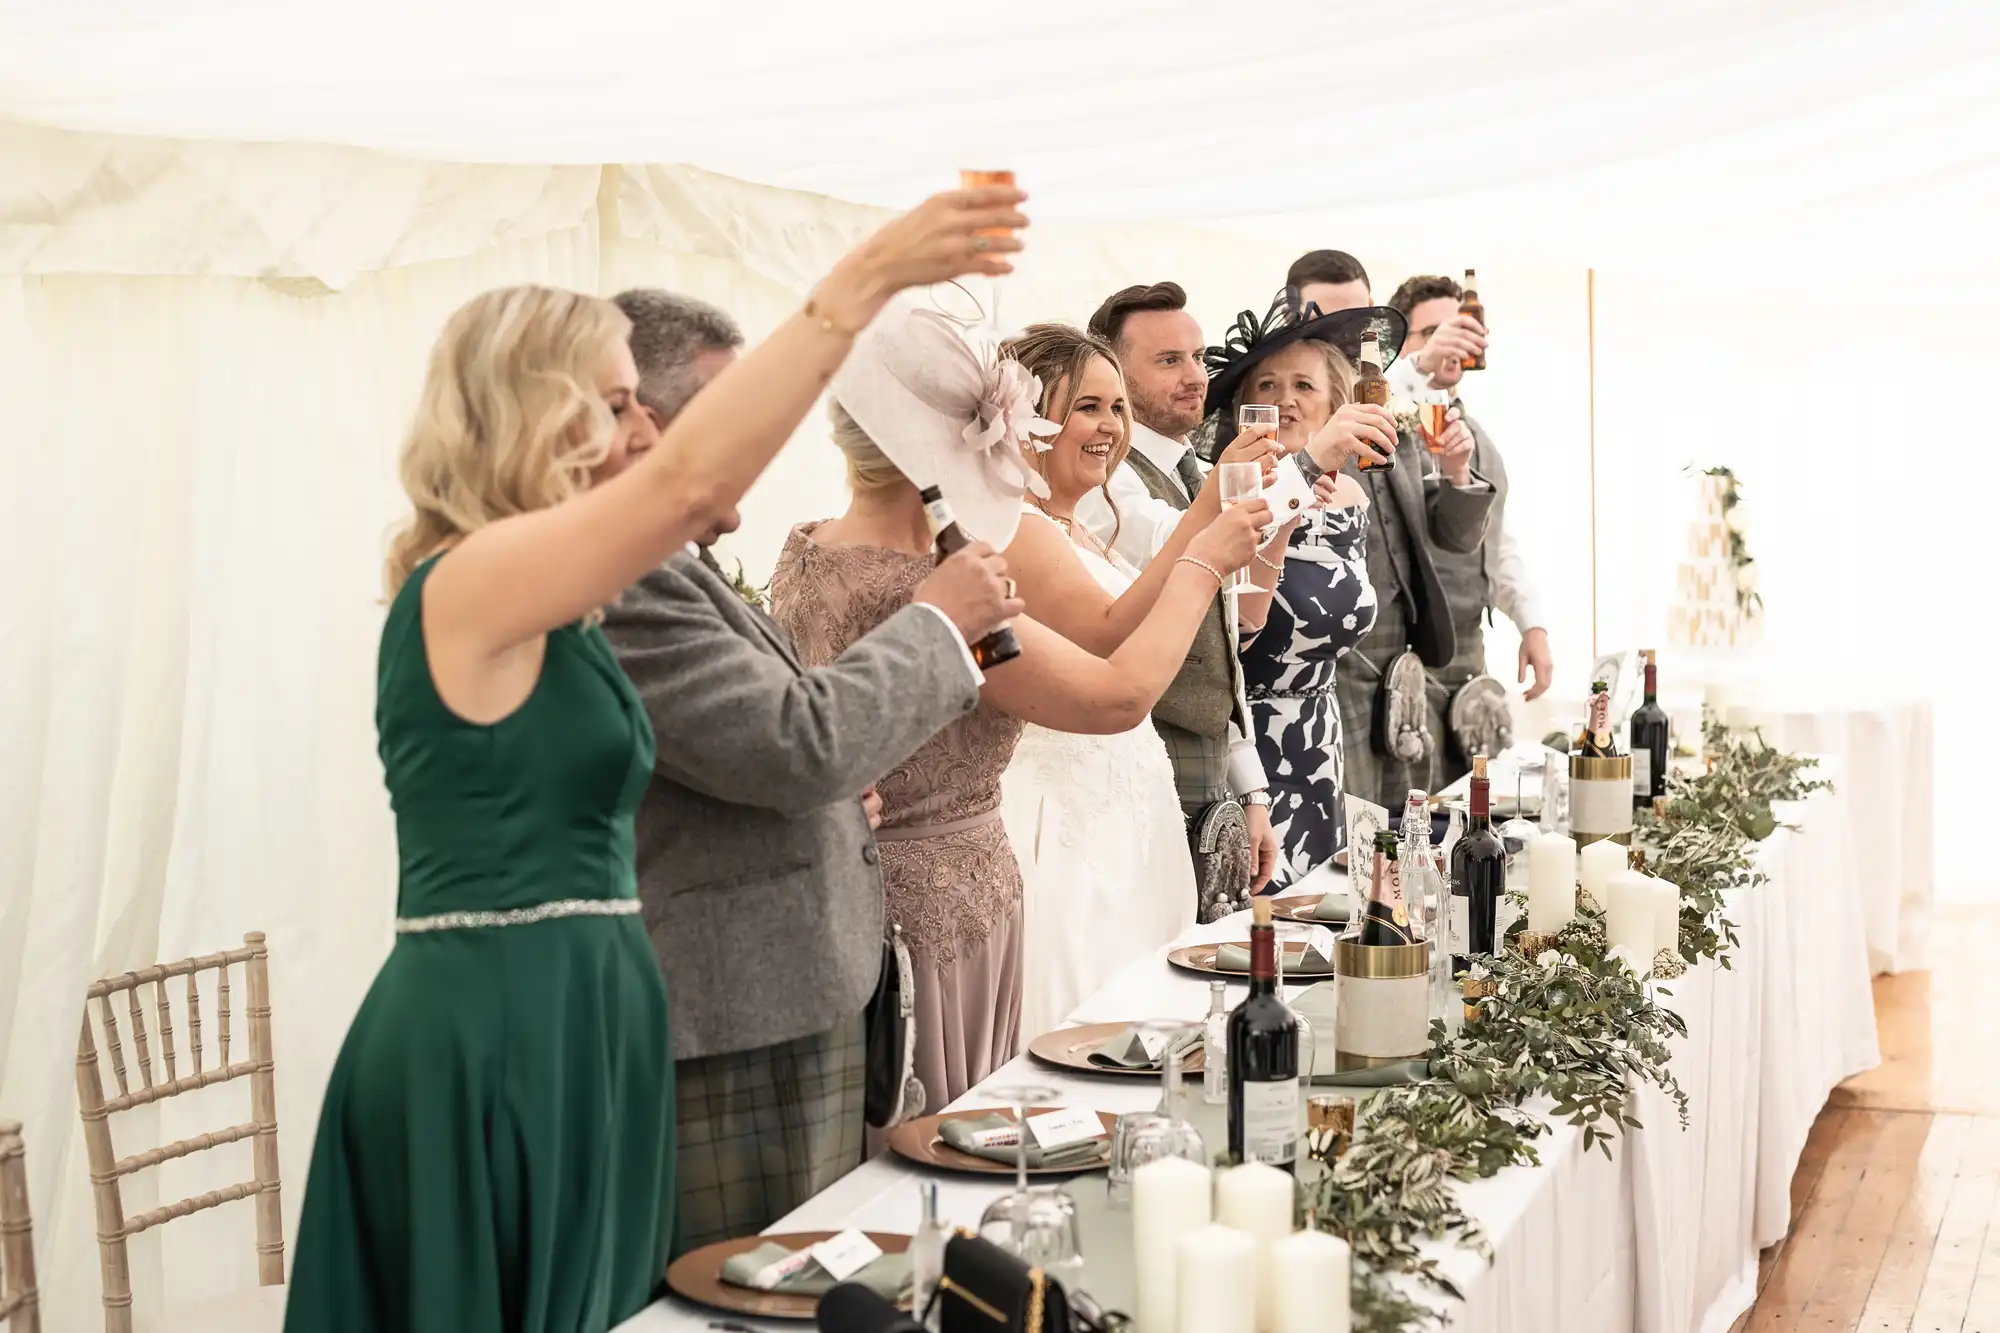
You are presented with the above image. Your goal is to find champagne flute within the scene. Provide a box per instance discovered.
[1214,461,1262,594]
[1415,387,1451,483]
[959,168,1016,336]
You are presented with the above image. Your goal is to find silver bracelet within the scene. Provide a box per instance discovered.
[1175,554,1225,587]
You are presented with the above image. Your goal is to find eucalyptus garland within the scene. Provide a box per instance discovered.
[1316,723,1829,1331]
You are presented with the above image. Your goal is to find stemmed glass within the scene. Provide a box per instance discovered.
[1271,925,1322,1085]
[958,168,1017,338]
[1214,461,1263,594]
[977,1082,1061,1250]
[1105,1021,1206,1207]
[1414,387,1452,482]
[1499,758,1541,895]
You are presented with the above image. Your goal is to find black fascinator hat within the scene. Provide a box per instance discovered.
[1201,289,1408,420]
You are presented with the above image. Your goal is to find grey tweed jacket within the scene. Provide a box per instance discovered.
[602,550,980,1061]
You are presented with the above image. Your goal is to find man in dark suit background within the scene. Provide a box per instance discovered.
[601,289,1021,1251]
[1284,251,1497,805]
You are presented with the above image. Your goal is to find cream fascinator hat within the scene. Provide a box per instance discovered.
[830,300,1058,550]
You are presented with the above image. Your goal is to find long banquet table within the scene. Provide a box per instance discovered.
[622,781,1876,1333]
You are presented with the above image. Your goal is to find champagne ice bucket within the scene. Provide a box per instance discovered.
[1332,938,1432,1071]
[1569,753,1634,847]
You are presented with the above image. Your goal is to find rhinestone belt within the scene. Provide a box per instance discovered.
[394,898,642,934]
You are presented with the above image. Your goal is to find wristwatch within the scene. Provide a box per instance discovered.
[1242,790,1272,808]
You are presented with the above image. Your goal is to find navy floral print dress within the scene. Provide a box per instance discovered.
[1241,504,1377,889]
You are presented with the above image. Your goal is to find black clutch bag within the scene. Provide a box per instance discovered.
[862,924,925,1129]
[934,1234,1070,1333]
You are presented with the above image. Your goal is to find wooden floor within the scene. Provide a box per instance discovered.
[1733,905,2000,1331]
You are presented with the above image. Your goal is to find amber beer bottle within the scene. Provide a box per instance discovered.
[1352,335,1396,473]
[919,485,1021,669]
[1458,269,1485,371]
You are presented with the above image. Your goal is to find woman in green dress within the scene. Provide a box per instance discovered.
[284,185,1028,1333]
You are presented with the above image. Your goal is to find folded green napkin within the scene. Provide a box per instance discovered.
[1087,1024,1202,1071]
[1215,942,1336,975]
[939,1113,1107,1168]
[719,1241,912,1299]
[1309,1058,1432,1087]
[1311,892,1351,923]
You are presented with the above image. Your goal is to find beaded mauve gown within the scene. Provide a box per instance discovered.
[770,523,1026,1124]
[286,555,675,1333]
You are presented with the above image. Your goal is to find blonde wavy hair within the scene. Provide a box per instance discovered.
[384,285,632,594]
[828,400,908,493]
[1001,323,1128,541]
[1230,338,1357,422]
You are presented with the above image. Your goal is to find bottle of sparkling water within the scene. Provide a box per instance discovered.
[1202,979,1230,1105]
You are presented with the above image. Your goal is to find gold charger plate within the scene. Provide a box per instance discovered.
[1025,1021,1205,1077]
[665,1230,911,1322]
[1166,941,1339,979]
[1270,893,1350,925]
[886,1106,1118,1176]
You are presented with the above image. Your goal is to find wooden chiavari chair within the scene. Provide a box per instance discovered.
[74,933,283,1332]
[0,1120,39,1333]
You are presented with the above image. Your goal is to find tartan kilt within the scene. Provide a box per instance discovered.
[672,1013,867,1255]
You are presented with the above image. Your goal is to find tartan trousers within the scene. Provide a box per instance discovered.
[672,1013,867,1255]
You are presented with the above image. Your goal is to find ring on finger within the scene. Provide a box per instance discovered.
[972,236,992,253]
[1005,578,1017,599]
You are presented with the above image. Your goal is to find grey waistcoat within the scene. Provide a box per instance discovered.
[1121,450,1242,739]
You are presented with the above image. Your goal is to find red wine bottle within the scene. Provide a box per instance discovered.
[919,486,1020,669]
[1630,650,1670,808]
[1227,897,1300,1173]
[1356,829,1415,946]
[1448,755,1507,975]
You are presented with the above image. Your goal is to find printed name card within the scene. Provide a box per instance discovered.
[808,1229,884,1283]
[1027,1106,1107,1150]
[966,1123,1023,1151]
[748,1247,816,1290]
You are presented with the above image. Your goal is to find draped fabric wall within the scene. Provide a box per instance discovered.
[0,120,1974,1322]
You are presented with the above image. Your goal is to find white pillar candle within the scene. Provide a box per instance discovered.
[1215,1163,1293,1331]
[1176,1224,1257,1333]
[1578,839,1625,914]
[1648,875,1681,964]
[1272,1229,1350,1333]
[1606,870,1654,975]
[1527,832,1577,933]
[1134,1156,1213,1333]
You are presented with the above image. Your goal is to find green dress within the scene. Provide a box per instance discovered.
[286,557,675,1332]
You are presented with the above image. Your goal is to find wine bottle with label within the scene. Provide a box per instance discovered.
[1576,681,1619,758]
[1356,829,1415,946]
[1458,269,1485,371]
[1630,649,1670,808]
[1227,897,1300,1172]
[1449,755,1507,976]
[1352,336,1396,473]
[919,485,1021,669]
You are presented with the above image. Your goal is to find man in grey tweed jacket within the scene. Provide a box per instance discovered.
[600,290,1020,1253]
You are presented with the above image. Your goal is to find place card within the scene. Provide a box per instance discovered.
[808,1229,884,1283]
[1027,1106,1107,1150]
[1136,1027,1171,1063]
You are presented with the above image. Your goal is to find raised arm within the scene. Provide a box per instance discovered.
[605,560,983,811]
[424,188,1028,659]
[981,502,1268,733]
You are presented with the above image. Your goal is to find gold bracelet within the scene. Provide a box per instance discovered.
[1254,551,1286,574]
[801,294,863,339]
[1176,554,1225,587]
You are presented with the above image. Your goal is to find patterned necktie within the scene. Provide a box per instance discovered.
[1173,448,1205,506]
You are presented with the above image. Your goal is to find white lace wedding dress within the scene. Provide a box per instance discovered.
[1000,514,1199,1040]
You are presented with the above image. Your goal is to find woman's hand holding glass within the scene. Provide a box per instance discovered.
[816,185,1030,329]
[1303,403,1398,473]
[1188,496,1272,586]
[1208,426,1285,488]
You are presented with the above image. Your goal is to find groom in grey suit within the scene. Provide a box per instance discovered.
[601,290,1022,1253]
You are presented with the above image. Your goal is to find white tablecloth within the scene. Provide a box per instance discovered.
[621,790,1876,1333]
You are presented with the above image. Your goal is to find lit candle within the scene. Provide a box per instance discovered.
[1176,1224,1257,1333]
[1135,1156,1213,1333]
[1528,832,1576,933]
[1606,870,1653,975]
[1215,1163,1293,1330]
[1578,839,1624,913]
[1648,875,1681,966]
[1272,1228,1350,1333]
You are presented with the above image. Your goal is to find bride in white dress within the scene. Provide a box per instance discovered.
[994,325,1222,1037]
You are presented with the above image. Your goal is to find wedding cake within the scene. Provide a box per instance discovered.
[1668,470,1760,650]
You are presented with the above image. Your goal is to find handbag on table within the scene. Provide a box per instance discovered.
[917,1232,1126,1333]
